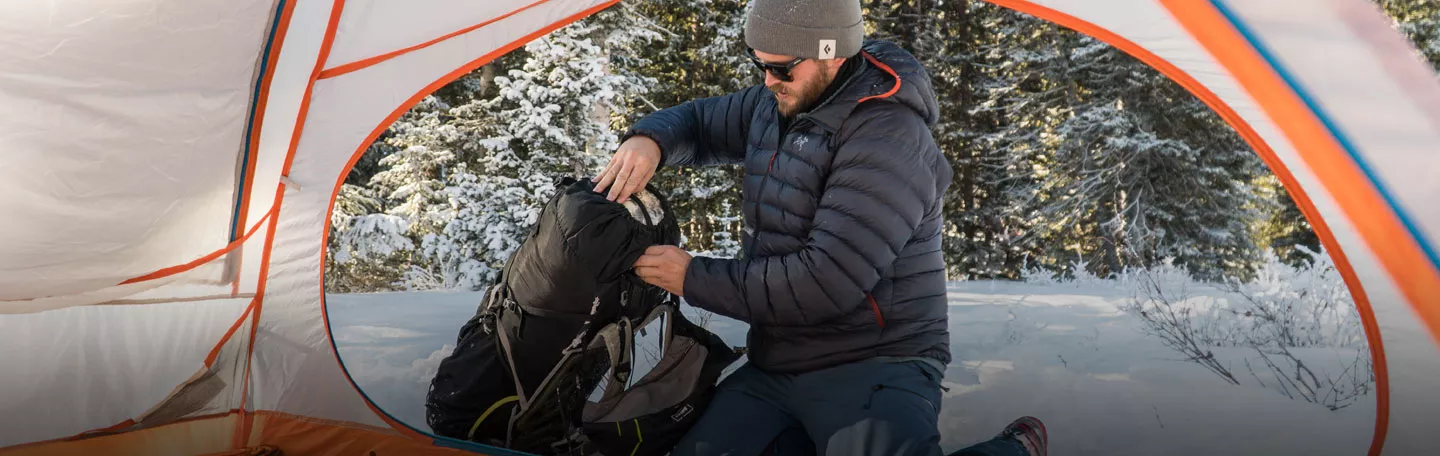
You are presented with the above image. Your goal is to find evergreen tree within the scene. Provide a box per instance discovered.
[979,19,1264,280]
[328,181,412,292]
[942,2,1039,279]
[971,14,1086,277]
[326,8,660,291]
[626,0,751,257]
[1381,0,1440,70]
[416,8,661,289]
[1252,174,1322,268]
[326,0,1440,292]
[328,91,470,291]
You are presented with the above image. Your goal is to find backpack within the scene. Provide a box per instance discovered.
[425,177,742,455]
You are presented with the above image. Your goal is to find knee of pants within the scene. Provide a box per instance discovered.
[671,381,797,455]
[862,362,945,418]
[765,426,817,456]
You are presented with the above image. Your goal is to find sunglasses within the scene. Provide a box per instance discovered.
[745,48,806,82]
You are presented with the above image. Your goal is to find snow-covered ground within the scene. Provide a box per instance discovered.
[328,279,1376,455]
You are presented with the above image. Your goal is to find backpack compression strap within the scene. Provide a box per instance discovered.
[465,395,518,441]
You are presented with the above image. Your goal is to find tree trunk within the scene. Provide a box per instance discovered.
[479,63,498,97]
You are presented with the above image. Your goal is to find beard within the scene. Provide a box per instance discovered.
[769,70,834,118]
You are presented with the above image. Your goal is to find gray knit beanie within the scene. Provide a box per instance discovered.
[744,0,864,60]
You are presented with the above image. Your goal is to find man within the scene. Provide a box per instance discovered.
[594,0,1047,454]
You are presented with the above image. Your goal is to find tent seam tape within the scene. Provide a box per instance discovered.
[317,0,553,79]
[117,204,279,287]
[231,0,298,296]
[235,0,348,449]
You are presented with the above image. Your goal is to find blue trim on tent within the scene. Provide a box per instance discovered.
[1210,0,1440,273]
[431,435,534,455]
[229,0,289,241]
[321,289,536,456]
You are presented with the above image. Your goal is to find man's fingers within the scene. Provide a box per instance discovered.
[593,158,619,193]
[592,165,612,192]
[634,252,661,268]
[634,252,679,270]
[596,141,660,202]
[607,160,630,202]
[619,164,648,203]
[612,159,641,203]
[634,265,661,280]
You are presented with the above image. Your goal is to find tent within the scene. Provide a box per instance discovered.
[0,0,1436,454]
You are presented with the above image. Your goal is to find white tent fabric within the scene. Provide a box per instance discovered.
[988,1,1440,454]
[1,0,1437,454]
[0,0,276,303]
[0,298,250,445]
[324,0,559,68]
[0,1,617,452]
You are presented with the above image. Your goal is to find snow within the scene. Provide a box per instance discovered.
[328,279,1375,455]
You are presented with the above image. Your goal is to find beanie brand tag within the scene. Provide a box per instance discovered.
[818,39,837,59]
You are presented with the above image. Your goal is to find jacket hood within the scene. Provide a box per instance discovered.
[806,39,941,130]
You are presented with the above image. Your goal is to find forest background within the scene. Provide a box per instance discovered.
[322,0,1440,294]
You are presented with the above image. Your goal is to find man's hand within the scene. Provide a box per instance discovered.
[593,135,662,202]
[634,245,691,296]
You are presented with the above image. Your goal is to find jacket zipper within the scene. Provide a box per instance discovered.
[749,151,780,258]
[750,114,808,258]
[761,113,886,331]
[866,293,885,328]
[750,52,875,257]
[752,56,864,257]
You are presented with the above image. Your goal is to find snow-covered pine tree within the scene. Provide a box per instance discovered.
[987,21,1265,281]
[928,1,1037,279]
[416,7,662,290]
[968,12,1080,277]
[1380,0,1440,70]
[627,0,750,258]
[1251,173,1322,268]
[328,90,476,291]
[328,179,413,292]
[1125,47,1261,280]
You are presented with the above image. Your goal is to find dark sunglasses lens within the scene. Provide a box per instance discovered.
[767,66,792,82]
[747,49,793,82]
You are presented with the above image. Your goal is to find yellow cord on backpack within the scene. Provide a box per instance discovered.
[630,419,643,456]
[467,396,519,440]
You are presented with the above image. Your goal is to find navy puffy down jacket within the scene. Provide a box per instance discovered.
[623,40,952,373]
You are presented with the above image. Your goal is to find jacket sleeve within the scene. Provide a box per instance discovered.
[622,85,768,168]
[681,107,940,326]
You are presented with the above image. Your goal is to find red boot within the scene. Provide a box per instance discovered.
[999,416,1047,456]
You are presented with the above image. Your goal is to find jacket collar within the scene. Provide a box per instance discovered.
[795,40,916,133]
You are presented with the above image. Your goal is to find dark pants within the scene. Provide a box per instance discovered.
[671,358,1028,456]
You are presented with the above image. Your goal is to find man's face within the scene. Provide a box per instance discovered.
[753,49,844,118]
